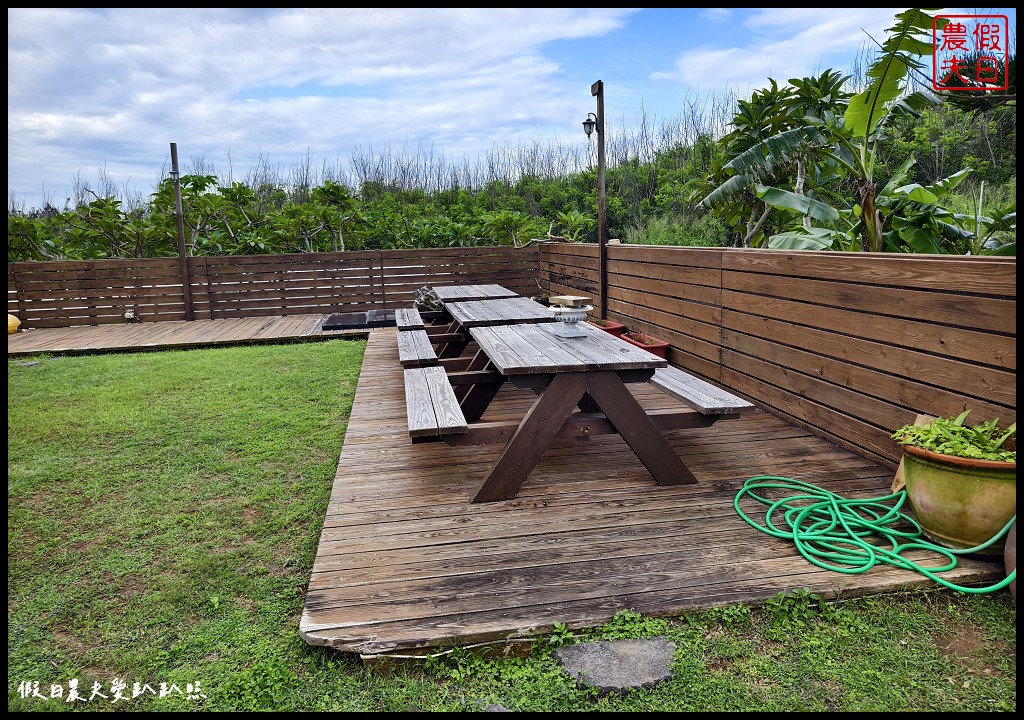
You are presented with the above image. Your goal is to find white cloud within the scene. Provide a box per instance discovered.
[7,8,637,207]
[653,9,904,89]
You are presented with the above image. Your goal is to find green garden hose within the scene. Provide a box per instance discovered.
[734,476,1016,594]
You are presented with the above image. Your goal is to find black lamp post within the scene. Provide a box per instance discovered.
[582,80,607,320]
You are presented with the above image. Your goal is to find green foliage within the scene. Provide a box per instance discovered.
[704,603,752,627]
[597,609,669,640]
[480,209,544,247]
[843,9,938,141]
[546,621,578,648]
[423,646,491,683]
[4,9,1015,260]
[7,211,59,260]
[217,657,298,711]
[554,210,592,242]
[892,410,1016,462]
[699,8,1017,256]
[623,213,727,247]
[764,589,823,627]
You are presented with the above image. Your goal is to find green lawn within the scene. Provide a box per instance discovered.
[7,341,1016,711]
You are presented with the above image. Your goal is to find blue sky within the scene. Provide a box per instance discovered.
[7,8,1016,211]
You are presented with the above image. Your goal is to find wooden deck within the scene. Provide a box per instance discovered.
[7,313,363,356]
[300,328,1005,659]
[8,318,1004,660]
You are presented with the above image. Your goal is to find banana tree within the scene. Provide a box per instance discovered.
[839,8,944,251]
[702,9,953,253]
[768,163,1002,253]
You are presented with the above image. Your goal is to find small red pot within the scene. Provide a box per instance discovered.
[622,331,669,358]
[586,319,626,337]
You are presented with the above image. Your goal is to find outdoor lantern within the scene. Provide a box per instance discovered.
[582,113,597,138]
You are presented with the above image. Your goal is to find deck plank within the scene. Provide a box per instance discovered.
[8,313,366,356]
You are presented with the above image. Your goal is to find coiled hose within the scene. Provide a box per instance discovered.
[734,476,1016,594]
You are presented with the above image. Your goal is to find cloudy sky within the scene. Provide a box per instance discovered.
[7,8,1016,210]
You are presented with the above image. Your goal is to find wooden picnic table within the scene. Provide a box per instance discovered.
[397,284,758,502]
[444,296,556,328]
[430,284,519,301]
[452,322,748,503]
[428,294,555,360]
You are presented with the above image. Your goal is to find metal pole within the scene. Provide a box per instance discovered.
[592,80,607,320]
[170,143,194,320]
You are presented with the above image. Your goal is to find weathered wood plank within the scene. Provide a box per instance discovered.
[395,307,425,330]
[397,329,438,367]
[650,366,756,415]
[403,366,468,437]
[7,314,364,356]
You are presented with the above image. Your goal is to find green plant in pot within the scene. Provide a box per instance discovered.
[892,411,1016,557]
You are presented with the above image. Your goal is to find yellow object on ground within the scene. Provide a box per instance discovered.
[8,314,21,334]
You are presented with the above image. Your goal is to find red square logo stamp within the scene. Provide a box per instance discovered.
[933,14,1010,91]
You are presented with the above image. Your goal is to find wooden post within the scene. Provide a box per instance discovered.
[170,143,194,321]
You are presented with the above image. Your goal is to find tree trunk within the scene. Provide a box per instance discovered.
[795,158,811,230]
[857,179,883,253]
[743,203,772,248]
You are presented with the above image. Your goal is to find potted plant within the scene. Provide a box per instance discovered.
[892,410,1015,557]
[621,330,670,359]
[586,316,626,337]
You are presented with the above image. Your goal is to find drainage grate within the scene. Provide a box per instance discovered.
[322,309,396,330]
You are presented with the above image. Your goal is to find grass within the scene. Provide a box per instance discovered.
[7,340,1017,711]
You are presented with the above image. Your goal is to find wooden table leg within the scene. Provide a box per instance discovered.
[470,370,699,503]
[586,371,698,486]
[436,320,468,359]
[459,355,505,421]
[471,373,586,503]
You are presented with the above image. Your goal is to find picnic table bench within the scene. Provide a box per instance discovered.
[649,367,756,415]
[403,366,468,439]
[397,329,439,367]
[395,306,467,366]
[394,307,425,330]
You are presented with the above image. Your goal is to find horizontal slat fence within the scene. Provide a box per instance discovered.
[540,243,1016,467]
[7,257,188,327]
[8,246,540,327]
[10,242,1015,470]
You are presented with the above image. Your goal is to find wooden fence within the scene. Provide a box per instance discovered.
[8,242,1015,467]
[7,246,541,327]
[541,243,1016,468]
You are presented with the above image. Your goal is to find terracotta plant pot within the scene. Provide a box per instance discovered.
[586,319,626,337]
[621,331,669,359]
[901,443,1016,557]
